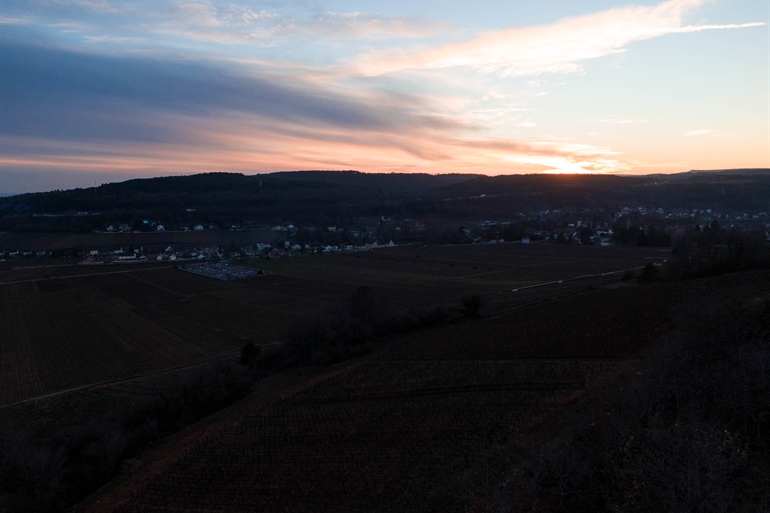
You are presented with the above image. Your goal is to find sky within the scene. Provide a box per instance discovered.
[0,0,768,193]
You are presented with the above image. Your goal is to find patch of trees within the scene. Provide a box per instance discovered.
[0,361,257,513]
[280,286,448,367]
[667,222,768,279]
[612,223,672,246]
[467,276,770,512]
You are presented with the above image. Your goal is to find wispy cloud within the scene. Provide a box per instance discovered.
[2,0,453,43]
[0,16,34,24]
[683,128,716,136]
[273,12,453,40]
[593,118,649,125]
[351,0,764,77]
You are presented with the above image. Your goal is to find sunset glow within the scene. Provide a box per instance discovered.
[1,0,768,192]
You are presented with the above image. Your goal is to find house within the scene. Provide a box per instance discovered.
[386,240,396,247]
[90,250,100,256]
[156,225,165,231]
[106,225,115,232]
[521,236,530,244]
[113,248,124,255]
[194,225,204,231]
[118,224,131,232]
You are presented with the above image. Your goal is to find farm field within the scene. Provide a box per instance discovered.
[0,230,279,253]
[0,243,665,407]
[88,274,706,513]
[254,243,667,310]
[0,261,174,284]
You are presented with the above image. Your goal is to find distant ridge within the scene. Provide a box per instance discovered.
[1,169,768,233]
[687,168,770,175]
[268,170,480,193]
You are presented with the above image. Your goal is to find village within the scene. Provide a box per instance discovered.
[2,204,769,264]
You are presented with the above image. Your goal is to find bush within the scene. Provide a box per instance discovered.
[239,341,261,366]
[462,295,482,318]
[636,262,658,283]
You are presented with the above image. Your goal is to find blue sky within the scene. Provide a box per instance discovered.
[0,0,768,193]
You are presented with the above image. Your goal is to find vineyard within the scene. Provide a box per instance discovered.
[1,244,664,407]
[0,229,278,253]
[378,284,682,361]
[95,279,686,513]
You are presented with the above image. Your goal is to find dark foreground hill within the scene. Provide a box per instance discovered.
[1,169,768,232]
[72,270,770,513]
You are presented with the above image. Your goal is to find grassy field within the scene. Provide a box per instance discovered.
[0,243,665,407]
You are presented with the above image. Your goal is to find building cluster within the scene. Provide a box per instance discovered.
[3,205,768,263]
[467,206,770,246]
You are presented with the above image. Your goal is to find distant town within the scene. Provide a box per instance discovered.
[3,204,768,264]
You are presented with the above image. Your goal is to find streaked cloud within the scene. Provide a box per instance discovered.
[1,0,452,43]
[272,12,453,40]
[683,129,716,136]
[0,42,632,181]
[0,16,33,24]
[594,118,649,125]
[351,0,763,77]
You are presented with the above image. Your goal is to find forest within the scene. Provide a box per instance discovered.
[1,170,768,233]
